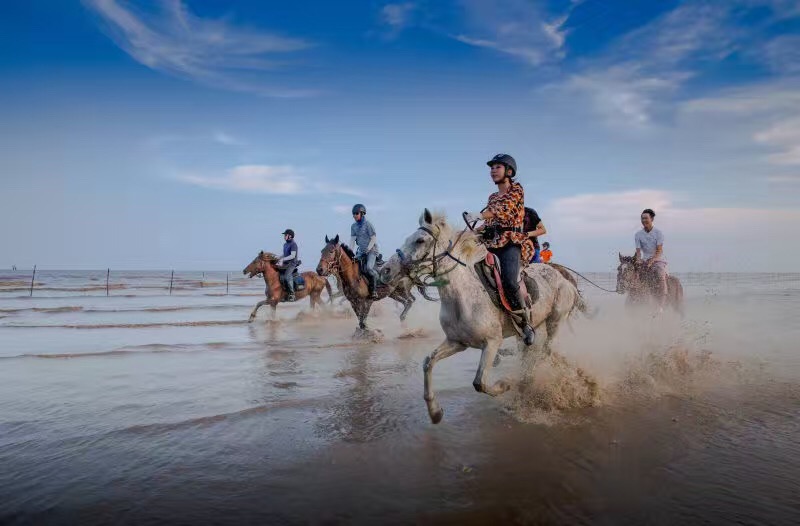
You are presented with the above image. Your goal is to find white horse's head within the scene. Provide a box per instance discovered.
[381,208,452,285]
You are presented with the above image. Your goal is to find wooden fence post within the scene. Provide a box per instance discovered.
[29,265,36,297]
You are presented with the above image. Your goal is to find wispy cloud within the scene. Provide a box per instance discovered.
[85,0,317,97]
[178,165,305,194]
[450,0,572,66]
[381,3,416,31]
[766,175,800,183]
[177,164,366,196]
[145,131,245,148]
[564,65,688,129]
[754,117,800,165]
[213,132,243,146]
[545,188,800,238]
[681,81,800,167]
[758,34,800,74]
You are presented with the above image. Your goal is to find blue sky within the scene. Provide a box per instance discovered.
[1,0,799,271]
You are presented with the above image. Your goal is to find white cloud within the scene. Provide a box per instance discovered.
[556,3,738,130]
[381,3,415,30]
[85,0,317,97]
[681,83,800,166]
[452,34,544,65]
[178,165,305,194]
[213,132,243,146]
[767,175,800,183]
[758,34,800,74]
[565,65,688,129]
[177,164,367,196]
[545,189,800,238]
[450,0,571,66]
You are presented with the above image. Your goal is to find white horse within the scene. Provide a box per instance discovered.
[381,209,585,424]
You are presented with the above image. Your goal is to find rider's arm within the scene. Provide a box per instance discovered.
[278,250,297,265]
[649,245,663,263]
[367,235,376,252]
[635,248,642,260]
[349,236,357,252]
[527,221,546,238]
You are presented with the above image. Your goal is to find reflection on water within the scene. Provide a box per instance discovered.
[0,271,799,524]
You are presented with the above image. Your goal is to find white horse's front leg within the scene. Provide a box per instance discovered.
[423,339,466,423]
[473,337,509,396]
[248,300,268,322]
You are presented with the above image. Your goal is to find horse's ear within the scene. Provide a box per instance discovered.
[619,252,623,262]
[325,235,329,243]
[259,250,264,256]
[333,234,340,244]
[423,208,433,225]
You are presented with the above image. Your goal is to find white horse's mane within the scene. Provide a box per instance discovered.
[420,210,484,260]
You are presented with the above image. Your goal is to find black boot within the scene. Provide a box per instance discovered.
[511,309,535,346]
[367,274,379,300]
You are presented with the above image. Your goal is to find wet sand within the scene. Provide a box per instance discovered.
[0,271,798,525]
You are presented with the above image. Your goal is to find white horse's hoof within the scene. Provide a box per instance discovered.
[430,408,444,424]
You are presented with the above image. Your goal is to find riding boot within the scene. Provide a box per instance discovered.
[285,279,295,302]
[367,274,379,300]
[510,309,535,346]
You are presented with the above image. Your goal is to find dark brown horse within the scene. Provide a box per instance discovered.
[243,251,333,321]
[316,235,416,330]
[616,253,684,315]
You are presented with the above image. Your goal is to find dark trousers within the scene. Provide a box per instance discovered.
[280,261,298,294]
[489,244,523,310]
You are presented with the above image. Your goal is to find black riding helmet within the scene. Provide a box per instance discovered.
[282,229,295,238]
[487,153,517,177]
[352,204,367,216]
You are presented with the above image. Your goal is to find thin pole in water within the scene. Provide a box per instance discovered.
[29,265,36,297]
[169,270,174,295]
[201,272,205,288]
[226,273,229,295]
[106,268,110,296]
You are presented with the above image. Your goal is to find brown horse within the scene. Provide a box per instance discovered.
[243,251,333,322]
[316,235,416,330]
[616,253,684,315]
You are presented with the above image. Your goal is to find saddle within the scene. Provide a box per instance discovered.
[474,253,537,313]
[278,261,306,294]
[355,253,385,277]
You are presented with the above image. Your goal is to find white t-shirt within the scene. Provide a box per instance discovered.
[635,227,666,263]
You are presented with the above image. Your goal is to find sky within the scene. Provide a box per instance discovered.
[1,0,799,272]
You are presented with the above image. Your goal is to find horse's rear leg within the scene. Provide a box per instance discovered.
[248,300,269,322]
[424,339,466,423]
[473,337,509,396]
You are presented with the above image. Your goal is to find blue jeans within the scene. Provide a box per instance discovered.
[280,261,298,294]
[360,252,379,292]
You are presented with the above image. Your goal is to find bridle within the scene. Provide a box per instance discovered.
[394,225,468,288]
[319,243,348,278]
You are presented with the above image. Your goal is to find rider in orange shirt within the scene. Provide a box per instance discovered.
[540,242,552,263]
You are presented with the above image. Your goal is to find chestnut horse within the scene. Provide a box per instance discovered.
[243,251,333,321]
[316,235,417,330]
[616,253,684,315]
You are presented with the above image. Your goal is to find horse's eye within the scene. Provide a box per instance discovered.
[415,238,425,244]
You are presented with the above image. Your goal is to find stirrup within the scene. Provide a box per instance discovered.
[511,309,535,346]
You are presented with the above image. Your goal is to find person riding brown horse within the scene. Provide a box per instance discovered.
[243,250,333,322]
[316,234,416,330]
[617,253,684,315]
